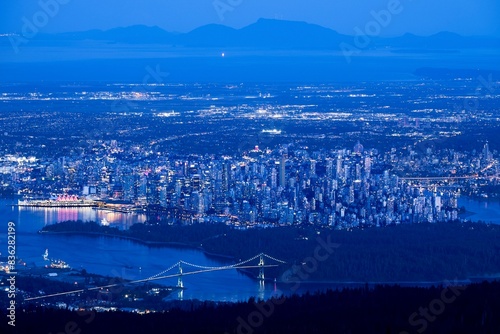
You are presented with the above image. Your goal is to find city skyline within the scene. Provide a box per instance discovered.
[2,2,500,331]
[1,80,498,229]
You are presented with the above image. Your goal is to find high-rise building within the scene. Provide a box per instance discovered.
[364,157,372,177]
[326,158,334,178]
[336,155,343,178]
[483,141,492,162]
[222,162,229,194]
[279,155,287,188]
[271,167,277,189]
[192,174,201,191]
[146,174,160,205]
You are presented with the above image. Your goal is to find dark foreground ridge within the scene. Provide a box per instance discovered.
[3,281,500,334]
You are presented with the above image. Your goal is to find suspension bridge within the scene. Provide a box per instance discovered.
[24,253,286,301]
[399,159,499,183]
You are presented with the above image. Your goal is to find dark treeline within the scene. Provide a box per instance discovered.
[42,221,500,282]
[4,281,500,333]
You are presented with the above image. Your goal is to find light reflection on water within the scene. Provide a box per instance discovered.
[0,199,288,301]
[15,203,147,230]
[1,197,499,301]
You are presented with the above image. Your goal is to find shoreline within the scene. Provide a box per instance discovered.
[39,230,236,261]
[38,230,499,286]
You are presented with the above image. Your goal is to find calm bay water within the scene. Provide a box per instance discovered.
[0,199,314,302]
[458,197,500,224]
[1,196,497,302]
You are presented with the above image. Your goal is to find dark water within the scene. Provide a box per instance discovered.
[458,197,500,224]
[0,196,495,301]
[14,204,147,230]
[1,48,498,83]
[0,199,342,302]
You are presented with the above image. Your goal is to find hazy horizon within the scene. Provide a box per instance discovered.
[2,0,500,37]
[4,18,500,39]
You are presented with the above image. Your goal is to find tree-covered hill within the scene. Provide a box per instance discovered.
[42,221,500,282]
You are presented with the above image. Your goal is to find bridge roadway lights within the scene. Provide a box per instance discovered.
[21,253,287,303]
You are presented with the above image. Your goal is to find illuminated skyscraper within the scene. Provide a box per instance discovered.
[222,162,229,194]
[271,168,277,189]
[279,155,286,188]
[364,157,372,177]
[336,155,343,178]
[483,141,492,162]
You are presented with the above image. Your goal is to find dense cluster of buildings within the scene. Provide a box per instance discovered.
[1,138,497,229]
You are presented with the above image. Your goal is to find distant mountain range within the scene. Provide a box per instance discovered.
[21,18,500,50]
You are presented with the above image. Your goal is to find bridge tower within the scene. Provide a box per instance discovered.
[258,254,265,281]
[177,262,183,288]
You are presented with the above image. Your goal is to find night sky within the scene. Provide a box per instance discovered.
[1,0,499,37]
